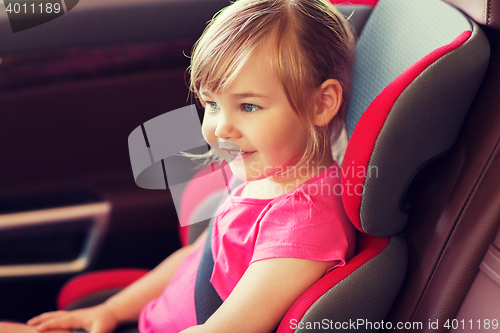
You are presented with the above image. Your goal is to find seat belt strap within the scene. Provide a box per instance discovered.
[194,218,224,325]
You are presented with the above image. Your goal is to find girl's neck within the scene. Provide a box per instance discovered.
[239,155,334,199]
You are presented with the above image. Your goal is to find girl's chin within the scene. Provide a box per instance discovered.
[227,165,263,182]
[229,169,259,182]
[228,164,278,183]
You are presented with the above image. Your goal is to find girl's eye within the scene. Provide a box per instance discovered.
[242,103,260,112]
[206,101,219,111]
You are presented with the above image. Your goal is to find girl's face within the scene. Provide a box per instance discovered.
[200,46,310,182]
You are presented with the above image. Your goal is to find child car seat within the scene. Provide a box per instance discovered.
[57,0,490,332]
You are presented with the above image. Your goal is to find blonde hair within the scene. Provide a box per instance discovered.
[190,0,355,167]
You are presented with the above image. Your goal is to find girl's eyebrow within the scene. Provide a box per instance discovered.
[231,92,268,99]
[200,90,269,99]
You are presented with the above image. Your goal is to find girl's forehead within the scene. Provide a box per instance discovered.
[200,42,279,95]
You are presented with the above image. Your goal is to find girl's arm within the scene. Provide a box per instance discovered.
[29,230,207,333]
[182,257,338,333]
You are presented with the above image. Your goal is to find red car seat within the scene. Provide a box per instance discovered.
[57,0,490,331]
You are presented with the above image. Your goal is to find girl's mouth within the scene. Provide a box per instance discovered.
[209,142,254,162]
[225,150,254,157]
[224,149,250,156]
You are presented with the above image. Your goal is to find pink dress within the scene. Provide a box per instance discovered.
[139,163,356,332]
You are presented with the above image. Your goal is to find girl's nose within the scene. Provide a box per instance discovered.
[214,113,240,139]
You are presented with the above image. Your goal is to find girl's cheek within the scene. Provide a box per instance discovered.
[201,118,215,143]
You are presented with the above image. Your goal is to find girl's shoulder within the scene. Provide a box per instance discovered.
[220,163,344,218]
[274,163,343,202]
[252,163,355,263]
[263,163,346,221]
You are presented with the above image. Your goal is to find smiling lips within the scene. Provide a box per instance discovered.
[223,149,254,157]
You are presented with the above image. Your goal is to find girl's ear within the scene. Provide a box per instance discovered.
[315,79,343,127]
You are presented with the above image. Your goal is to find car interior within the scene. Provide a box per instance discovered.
[1,0,500,332]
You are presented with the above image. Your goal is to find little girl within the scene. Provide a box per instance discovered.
[6,0,356,332]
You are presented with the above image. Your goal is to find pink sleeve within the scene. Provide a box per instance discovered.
[251,187,354,267]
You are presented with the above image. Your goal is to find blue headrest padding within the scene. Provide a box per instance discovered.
[346,0,471,137]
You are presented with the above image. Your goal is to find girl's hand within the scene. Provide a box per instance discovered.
[27,303,118,333]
